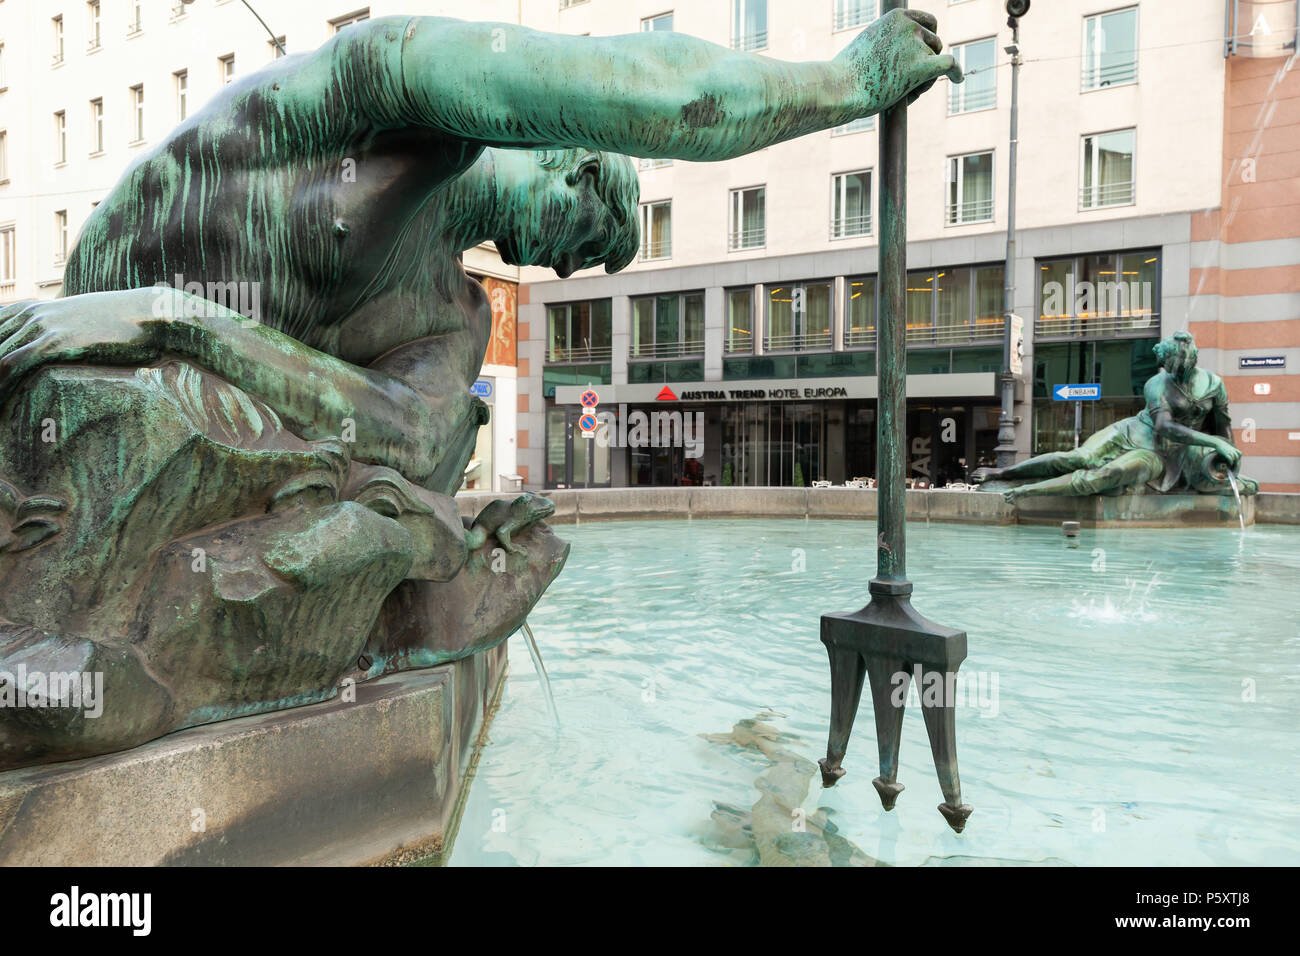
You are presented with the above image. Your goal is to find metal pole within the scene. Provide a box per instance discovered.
[817,0,972,832]
[875,0,908,585]
[1074,401,1081,449]
[995,17,1022,469]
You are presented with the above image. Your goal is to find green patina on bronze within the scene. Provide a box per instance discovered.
[0,12,958,770]
[977,332,1259,500]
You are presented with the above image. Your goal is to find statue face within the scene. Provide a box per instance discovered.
[491,149,636,278]
[1165,344,1197,382]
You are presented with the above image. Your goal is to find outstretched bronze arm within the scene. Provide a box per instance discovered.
[354,10,959,159]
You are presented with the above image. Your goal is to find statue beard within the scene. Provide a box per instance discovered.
[496,187,595,276]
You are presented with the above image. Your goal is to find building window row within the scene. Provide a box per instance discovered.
[544,247,1158,368]
[637,130,1128,256]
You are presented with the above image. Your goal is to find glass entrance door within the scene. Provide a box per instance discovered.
[546,406,611,488]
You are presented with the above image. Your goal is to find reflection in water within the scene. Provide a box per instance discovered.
[699,714,885,867]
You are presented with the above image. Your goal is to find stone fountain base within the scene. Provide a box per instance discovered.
[1009,492,1255,528]
[0,643,506,866]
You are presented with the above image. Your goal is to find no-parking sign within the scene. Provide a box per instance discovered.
[580,389,600,408]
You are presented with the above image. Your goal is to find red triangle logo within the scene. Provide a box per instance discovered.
[656,386,678,401]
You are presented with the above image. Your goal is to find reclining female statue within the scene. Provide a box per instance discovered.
[0,11,961,768]
[975,332,1258,501]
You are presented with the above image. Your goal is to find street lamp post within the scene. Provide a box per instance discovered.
[995,1,1030,468]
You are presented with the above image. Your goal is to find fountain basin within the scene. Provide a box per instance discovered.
[0,645,507,866]
[1010,492,1255,528]
[448,517,1300,867]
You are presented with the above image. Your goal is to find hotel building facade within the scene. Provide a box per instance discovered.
[516,0,1300,492]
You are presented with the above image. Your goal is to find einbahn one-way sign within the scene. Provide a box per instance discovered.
[1053,383,1101,401]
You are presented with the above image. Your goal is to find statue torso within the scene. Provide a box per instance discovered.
[65,67,493,371]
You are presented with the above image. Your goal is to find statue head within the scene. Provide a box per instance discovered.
[1153,331,1198,382]
[491,148,640,278]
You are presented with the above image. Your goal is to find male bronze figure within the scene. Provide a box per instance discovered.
[0,12,961,768]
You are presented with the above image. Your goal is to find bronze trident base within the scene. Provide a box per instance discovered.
[819,578,974,833]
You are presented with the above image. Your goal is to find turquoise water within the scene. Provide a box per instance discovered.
[448,518,1300,866]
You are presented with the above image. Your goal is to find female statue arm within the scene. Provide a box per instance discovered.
[1145,377,1241,469]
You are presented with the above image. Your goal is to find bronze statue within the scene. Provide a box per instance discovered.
[976,332,1258,501]
[0,12,960,768]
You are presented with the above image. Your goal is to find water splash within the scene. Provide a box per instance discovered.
[519,620,560,729]
[1069,568,1162,624]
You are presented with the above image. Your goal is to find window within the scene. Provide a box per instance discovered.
[54,210,69,264]
[174,70,188,121]
[732,0,767,51]
[0,130,7,182]
[639,201,671,261]
[1036,250,1159,338]
[130,84,144,142]
[1080,129,1135,208]
[950,38,995,113]
[0,226,14,285]
[128,0,142,35]
[832,116,874,135]
[219,53,235,85]
[53,16,65,64]
[904,265,1005,344]
[331,9,371,33]
[639,157,672,170]
[559,0,590,8]
[54,111,67,165]
[632,293,704,358]
[547,300,613,363]
[946,151,994,225]
[728,186,765,250]
[270,36,287,58]
[1082,7,1138,90]
[641,12,673,31]
[846,276,877,347]
[726,288,753,353]
[767,281,832,352]
[169,1,187,19]
[834,0,875,32]
[87,2,101,50]
[0,43,6,90]
[90,98,104,153]
[831,169,871,239]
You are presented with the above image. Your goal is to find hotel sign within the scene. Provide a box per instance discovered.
[676,386,850,401]
[556,373,998,406]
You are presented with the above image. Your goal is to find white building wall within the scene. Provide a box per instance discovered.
[518,0,1227,284]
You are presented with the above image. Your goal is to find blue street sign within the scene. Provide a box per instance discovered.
[1053,383,1101,401]
[470,378,494,399]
